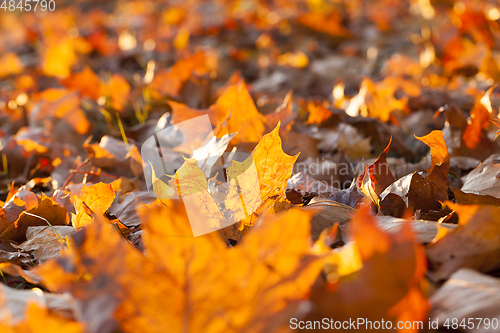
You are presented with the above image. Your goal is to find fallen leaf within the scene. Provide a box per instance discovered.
[328,181,366,208]
[302,197,355,242]
[71,183,115,229]
[101,74,130,111]
[287,171,339,196]
[42,39,77,79]
[108,191,156,228]
[0,53,24,78]
[428,268,500,333]
[376,216,457,244]
[150,50,217,98]
[0,187,40,234]
[225,157,262,226]
[84,136,142,178]
[31,89,90,135]
[463,87,494,149]
[0,285,78,324]
[277,50,309,68]
[60,66,100,100]
[305,102,333,125]
[36,202,323,333]
[379,131,450,217]
[0,196,68,243]
[426,203,500,282]
[303,204,428,332]
[415,130,450,202]
[454,188,500,205]
[357,137,395,204]
[174,158,226,236]
[169,77,266,145]
[461,154,500,198]
[192,132,237,177]
[252,123,297,203]
[19,226,74,264]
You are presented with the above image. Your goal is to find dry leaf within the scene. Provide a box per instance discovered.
[461,154,500,198]
[0,285,78,323]
[71,183,115,229]
[429,268,500,333]
[357,137,395,204]
[36,202,323,333]
[42,39,77,79]
[19,226,74,264]
[61,66,100,100]
[303,204,428,332]
[0,196,68,243]
[0,52,24,78]
[426,203,500,282]
[151,51,217,98]
[415,130,450,203]
[302,197,355,242]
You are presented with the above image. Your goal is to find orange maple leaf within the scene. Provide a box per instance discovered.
[36,202,323,333]
[306,204,428,333]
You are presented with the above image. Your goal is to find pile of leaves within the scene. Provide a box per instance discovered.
[1,0,500,332]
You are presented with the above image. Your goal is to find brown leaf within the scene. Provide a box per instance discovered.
[429,268,500,333]
[304,204,428,332]
[376,216,457,244]
[0,196,68,243]
[357,137,395,204]
[0,285,78,324]
[379,172,443,216]
[287,171,339,196]
[0,187,40,234]
[302,197,355,242]
[415,130,450,202]
[426,203,500,282]
[454,188,500,205]
[19,226,74,264]
[328,182,366,208]
[460,154,500,198]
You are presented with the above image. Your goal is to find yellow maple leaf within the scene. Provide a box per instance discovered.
[225,157,261,223]
[174,158,225,236]
[71,183,115,229]
[252,123,298,203]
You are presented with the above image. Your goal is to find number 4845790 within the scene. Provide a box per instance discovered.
[443,318,499,330]
[1,0,55,11]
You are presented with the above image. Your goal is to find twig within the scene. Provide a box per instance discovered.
[7,280,24,285]
[60,159,89,190]
[70,170,119,179]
